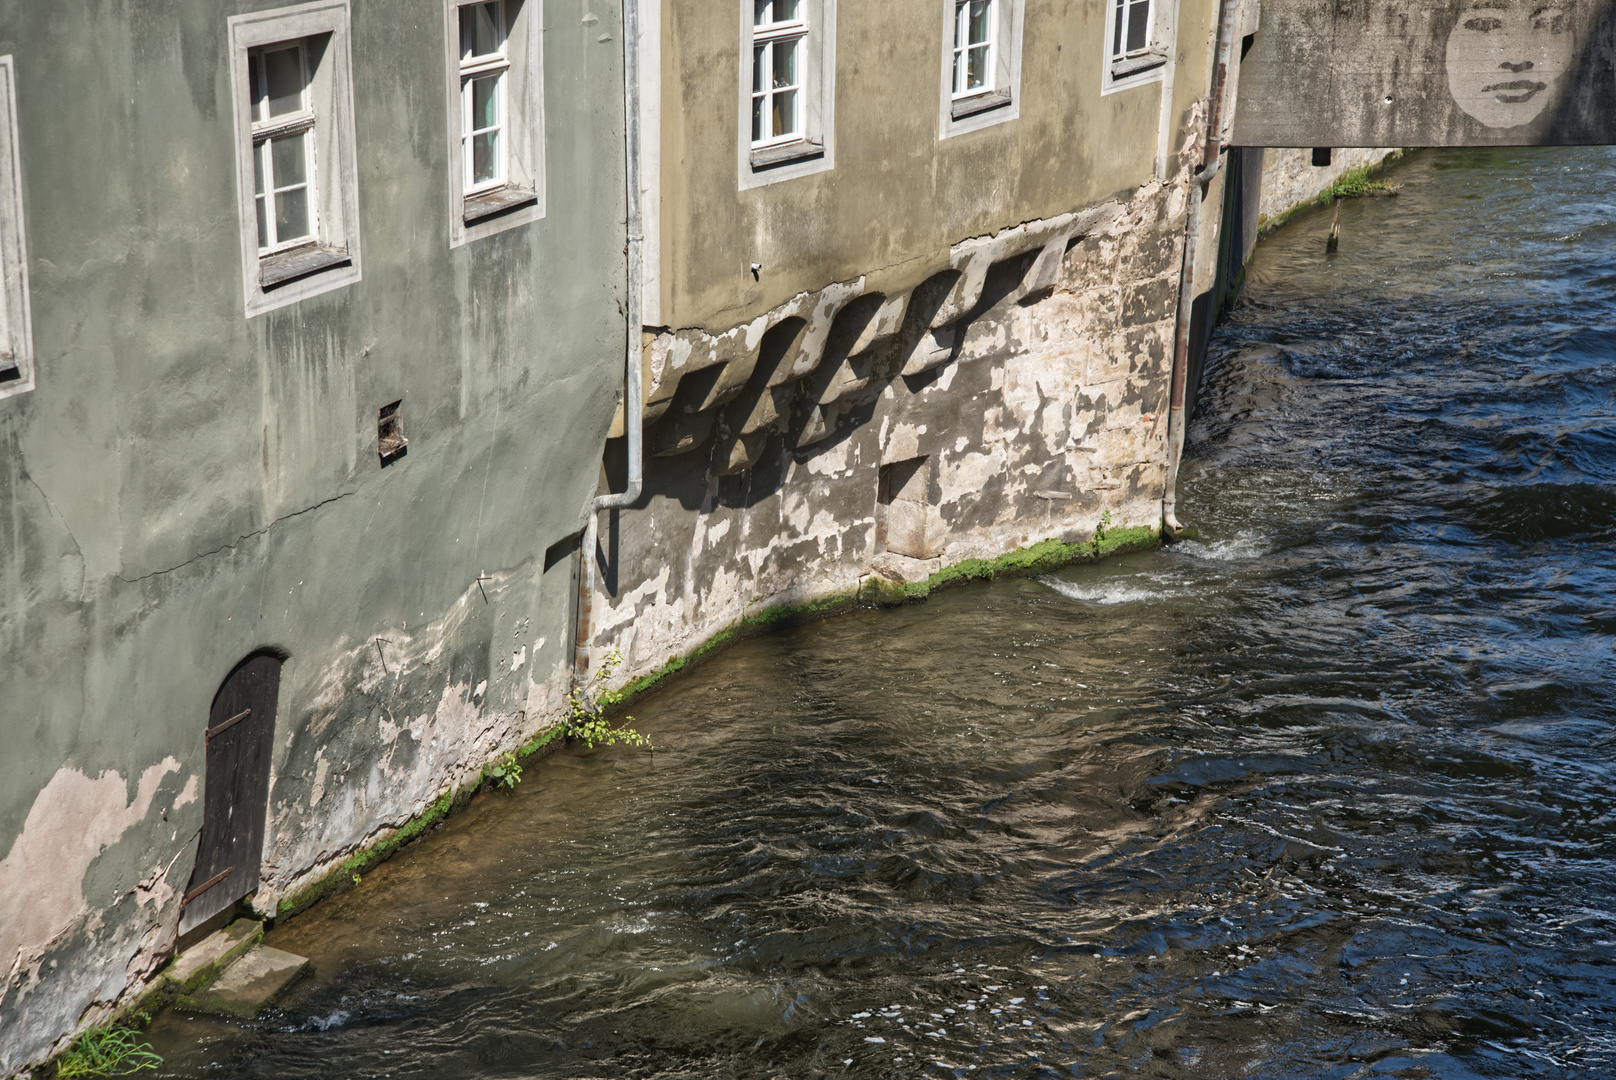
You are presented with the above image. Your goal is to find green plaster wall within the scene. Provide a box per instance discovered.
[0,0,626,1073]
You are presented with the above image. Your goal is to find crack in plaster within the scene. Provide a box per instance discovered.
[116,489,357,584]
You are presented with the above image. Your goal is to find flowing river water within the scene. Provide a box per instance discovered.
[147,148,1616,1078]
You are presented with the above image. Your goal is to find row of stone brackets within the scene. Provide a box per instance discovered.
[628,201,1124,477]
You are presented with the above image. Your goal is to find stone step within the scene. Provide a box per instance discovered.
[162,919,263,995]
[177,944,310,1019]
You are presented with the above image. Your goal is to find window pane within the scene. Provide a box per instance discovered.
[754,0,770,27]
[773,38,796,89]
[772,87,796,137]
[952,50,963,95]
[263,46,304,117]
[461,2,502,59]
[253,142,266,196]
[969,0,991,47]
[255,196,269,249]
[1113,0,1126,55]
[753,44,766,93]
[472,131,499,184]
[775,0,800,22]
[1127,0,1150,53]
[966,44,988,90]
[752,95,764,143]
[275,186,310,243]
[471,73,500,131]
[270,133,306,189]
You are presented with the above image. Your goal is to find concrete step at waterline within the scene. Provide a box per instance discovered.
[177,944,310,1019]
[161,919,263,995]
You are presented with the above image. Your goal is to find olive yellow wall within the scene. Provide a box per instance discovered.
[655,0,1219,332]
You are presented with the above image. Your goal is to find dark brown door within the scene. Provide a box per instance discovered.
[178,653,282,935]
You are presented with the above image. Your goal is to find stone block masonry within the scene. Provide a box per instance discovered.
[591,168,1195,689]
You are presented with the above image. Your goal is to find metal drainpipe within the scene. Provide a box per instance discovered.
[1162,0,1236,533]
[574,0,644,689]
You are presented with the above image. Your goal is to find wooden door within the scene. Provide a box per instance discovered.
[178,653,282,936]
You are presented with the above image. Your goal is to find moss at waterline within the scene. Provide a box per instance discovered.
[1257,150,1407,234]
[606,524,1161,709]
[268,525,1158,925]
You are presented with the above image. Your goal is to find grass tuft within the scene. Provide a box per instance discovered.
[55,1026,161,1078]
[1326,163,1395,199]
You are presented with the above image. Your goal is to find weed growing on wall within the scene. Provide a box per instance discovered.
[1327,163,1395,200]
[568,651,653,750]
[487,752,524,789]
[54,1026,161,1078]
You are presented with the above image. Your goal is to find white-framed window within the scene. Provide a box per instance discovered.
[460,2,508,194]
[752,0,806,147]
[952,0,994,98]
[938,0,1022,138]
[228,1,362,318]
[0,56,34,402]
[1103,0,1171,91]
[444,0,545,247]
[738,0,836,190]
[249,42,317,255]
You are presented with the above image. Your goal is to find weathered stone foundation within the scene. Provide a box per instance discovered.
[592,171,1194,688]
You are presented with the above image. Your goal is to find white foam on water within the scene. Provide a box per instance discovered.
[1038,577,1169,605]
[1175,531,1269,561]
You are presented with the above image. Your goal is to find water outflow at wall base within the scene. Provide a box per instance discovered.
[145,147,1616,1078]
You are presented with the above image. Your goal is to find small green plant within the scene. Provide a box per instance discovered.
[567,651,653,750]
[487,752,523,789]
[1326,163,1394,200]
[1093,509,1112,545]
[350,871,362,886]
[55,1026,161,1078]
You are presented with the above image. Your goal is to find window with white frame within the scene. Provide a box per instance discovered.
[952,0,994,98]
[0,55,33,401]
[445,0,544,246]
[249,42,318,255]
[228,1,361,318]
[938,0,1021,135]
[739,0,835,187]
[751,1,806,148]
[1107,0,1169,81]
[460,3,509,194]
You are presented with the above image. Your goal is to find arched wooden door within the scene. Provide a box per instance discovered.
[178,653,282,937]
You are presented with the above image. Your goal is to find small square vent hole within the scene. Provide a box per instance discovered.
[377,400,408,464]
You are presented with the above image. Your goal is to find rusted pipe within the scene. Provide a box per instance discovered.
[1162,0,1237,534]
[574,0,644,687]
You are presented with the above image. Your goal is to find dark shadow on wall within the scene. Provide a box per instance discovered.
[593,235,1109,598]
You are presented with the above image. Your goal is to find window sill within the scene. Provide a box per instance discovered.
[749,138,824,170]
[259,244,352,290]
[1111,50,1168,79]
[464,185,539,224]
[951,88,1012,121]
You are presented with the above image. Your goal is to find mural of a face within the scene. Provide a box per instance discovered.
[1446,0,1577,128]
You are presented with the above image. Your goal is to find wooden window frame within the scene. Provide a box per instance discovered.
[0,56,34,402]
[460,2,510,197]
[938,0,1022,139]
[751,3,808,150]
[445,0,545,248]
[229,1,362,318]
[249,41,319,256]
[951,0,995,100]
[1103,0,1173,92]
[738,0,836,190]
